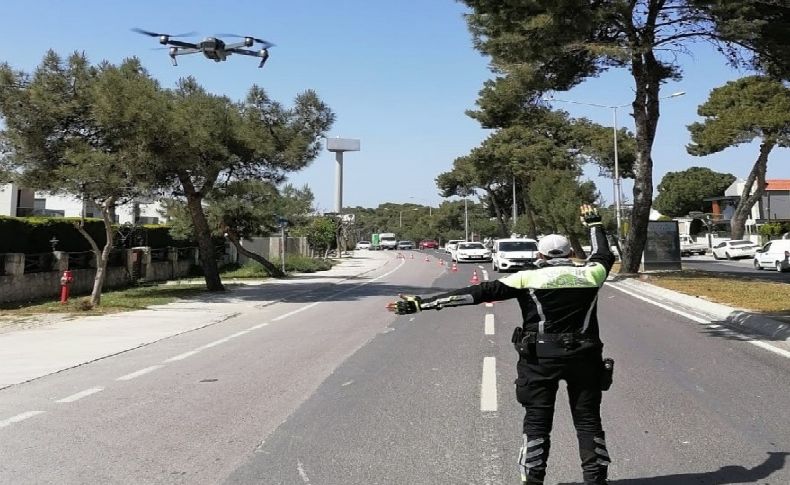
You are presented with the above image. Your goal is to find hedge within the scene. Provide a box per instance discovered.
[0,217,197,254]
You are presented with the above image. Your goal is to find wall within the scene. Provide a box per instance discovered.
[0,184,17,216]
[235,237,310,264]
[762,193,790,220]
[0,247,196,304]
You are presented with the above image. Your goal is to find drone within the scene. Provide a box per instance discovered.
[133,28,274,68]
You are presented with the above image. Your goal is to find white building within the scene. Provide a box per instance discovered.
[0,183,168,224]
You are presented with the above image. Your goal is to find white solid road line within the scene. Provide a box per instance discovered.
[271,302,322,322]
[608,283,790,360]
[485,302,494,308]
[482,270,489,281]
[481,357,498,412]
[55,387,104,403]
[249,322,270,330]
[116,365,164,381]
[0,411,44,428]
[484,314,495,335]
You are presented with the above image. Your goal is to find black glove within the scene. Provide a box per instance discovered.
[580,204,602,226]
[386,295,422,315]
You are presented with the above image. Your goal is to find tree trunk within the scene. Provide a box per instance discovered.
[568,232,587,259]
[522,191,538,239]
[620,48,662,273]
[73,197,116,308]
[486,187,509,237]
[225,230,285,278]
[731,140,773,240]
[182,184,224,291]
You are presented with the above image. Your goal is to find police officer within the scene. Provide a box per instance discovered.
[387,205,615,485]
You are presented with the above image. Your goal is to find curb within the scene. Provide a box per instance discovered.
[606,277,790,342]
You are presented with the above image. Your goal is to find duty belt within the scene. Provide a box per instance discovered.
[511,328,596,353]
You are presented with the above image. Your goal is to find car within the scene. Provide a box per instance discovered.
[451,241,492,263]
[445,239,463,254]
[418,239,439,250]
[397,240,415,250]
[753,239,790,272]
[491,238,539,272]
[711,239,760,260]
[355,241,371,250]
[679,235,708,256]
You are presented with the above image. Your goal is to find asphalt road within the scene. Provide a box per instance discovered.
[682,255,790,282]
[1,250,789,484]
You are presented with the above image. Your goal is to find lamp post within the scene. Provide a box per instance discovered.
[543,91,685,241]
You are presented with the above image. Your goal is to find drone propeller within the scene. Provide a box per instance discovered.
[215,33,275,48]
[132,28,197,38]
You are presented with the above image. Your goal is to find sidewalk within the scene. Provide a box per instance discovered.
[0,251,393,389]
[607,276,790,342]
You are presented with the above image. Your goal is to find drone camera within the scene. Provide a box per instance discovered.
[244,37,254,47]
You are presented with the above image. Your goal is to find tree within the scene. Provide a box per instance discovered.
[461,0,790,272]
[653,167,736,218]
[528,170,598,257]
[687,76,790,239]
[0,52,153,307]
[303,217,337,257]
[96,76,334,291]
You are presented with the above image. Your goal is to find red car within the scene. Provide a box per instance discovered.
[419,239,439,250]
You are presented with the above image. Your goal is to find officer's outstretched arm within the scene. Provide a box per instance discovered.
[581,204,616,275]
[386,280,521,315]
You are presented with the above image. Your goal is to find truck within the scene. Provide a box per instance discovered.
[379,232,398,250]
[679,234,708,256]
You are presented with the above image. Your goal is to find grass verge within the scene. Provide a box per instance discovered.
[0,284,208,316]
[221,256,337,278]
[641,270,790,315]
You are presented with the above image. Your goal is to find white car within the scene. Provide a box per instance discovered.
[451,241,492,263]
[492,238,539,272]
[753,239,790,272]
[445,239,463,254]
[355,241,371,250]
[711,240,760,260]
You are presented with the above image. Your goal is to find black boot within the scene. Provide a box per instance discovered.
[579,433,610,485]
[518,434,550,485]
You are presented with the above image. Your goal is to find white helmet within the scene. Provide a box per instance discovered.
[537,234,571,258]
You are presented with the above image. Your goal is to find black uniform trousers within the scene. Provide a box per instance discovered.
[515,349,611,484]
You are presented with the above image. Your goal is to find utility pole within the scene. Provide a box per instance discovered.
[512,174,517,229]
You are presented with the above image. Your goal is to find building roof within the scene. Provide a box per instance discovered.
[766,179,790,191]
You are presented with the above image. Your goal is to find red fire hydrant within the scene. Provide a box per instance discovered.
[60,270,74,304]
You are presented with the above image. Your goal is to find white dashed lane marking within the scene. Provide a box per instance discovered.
[480,357,498,412]
[0,411,45,428]
[116,365,163,381]
[55,387,103,403]
[484,314,495,335]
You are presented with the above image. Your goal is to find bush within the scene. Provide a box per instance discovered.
[0,216,201,254]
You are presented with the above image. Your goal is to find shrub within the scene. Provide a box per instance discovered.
[221,256,336,278]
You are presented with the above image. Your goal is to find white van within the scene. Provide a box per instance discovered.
[753,239,790,272]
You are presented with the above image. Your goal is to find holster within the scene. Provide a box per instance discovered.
[600,358,614,391]
[511,327,536,357]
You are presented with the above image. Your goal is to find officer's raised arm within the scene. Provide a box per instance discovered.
[581,204,616,276]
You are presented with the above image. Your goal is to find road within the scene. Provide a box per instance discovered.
[682,254,790,283]
[1,250,789,484]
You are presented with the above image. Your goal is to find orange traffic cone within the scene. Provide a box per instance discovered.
[470,269,480,284]
[438,259,444,266]
[451,262,458,272]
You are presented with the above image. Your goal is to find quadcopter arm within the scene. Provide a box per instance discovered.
[164,39,199,49]
[227,48,270,68]
[169,47,201,66]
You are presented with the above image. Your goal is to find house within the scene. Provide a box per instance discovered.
[0,183,168,224]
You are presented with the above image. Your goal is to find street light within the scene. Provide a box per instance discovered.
[543,91,685,241]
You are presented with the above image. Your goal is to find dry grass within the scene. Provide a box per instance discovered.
[641,270,790,315]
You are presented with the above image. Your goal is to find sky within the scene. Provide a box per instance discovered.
[1,0,785,212]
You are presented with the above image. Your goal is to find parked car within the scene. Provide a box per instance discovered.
[679,235,708,256]
[451,241,492,263]
[492,238,539,272]
[753,239,790,272]
[397,240,415,250]
[355,241,371,250]
[711,240,759,260]
[445,239,463,254]
[418,239,439,250]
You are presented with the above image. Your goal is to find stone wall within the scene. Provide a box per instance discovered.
[235,236,310,264]
[0,247,196,305]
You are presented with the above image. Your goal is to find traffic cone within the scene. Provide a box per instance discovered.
[470,269,480,284]
[425,255,430,262]
[451,262,458,272]
[438,259,444,266]
[410,252,414,259]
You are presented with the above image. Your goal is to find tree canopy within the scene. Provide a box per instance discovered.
[653,167,736,218]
